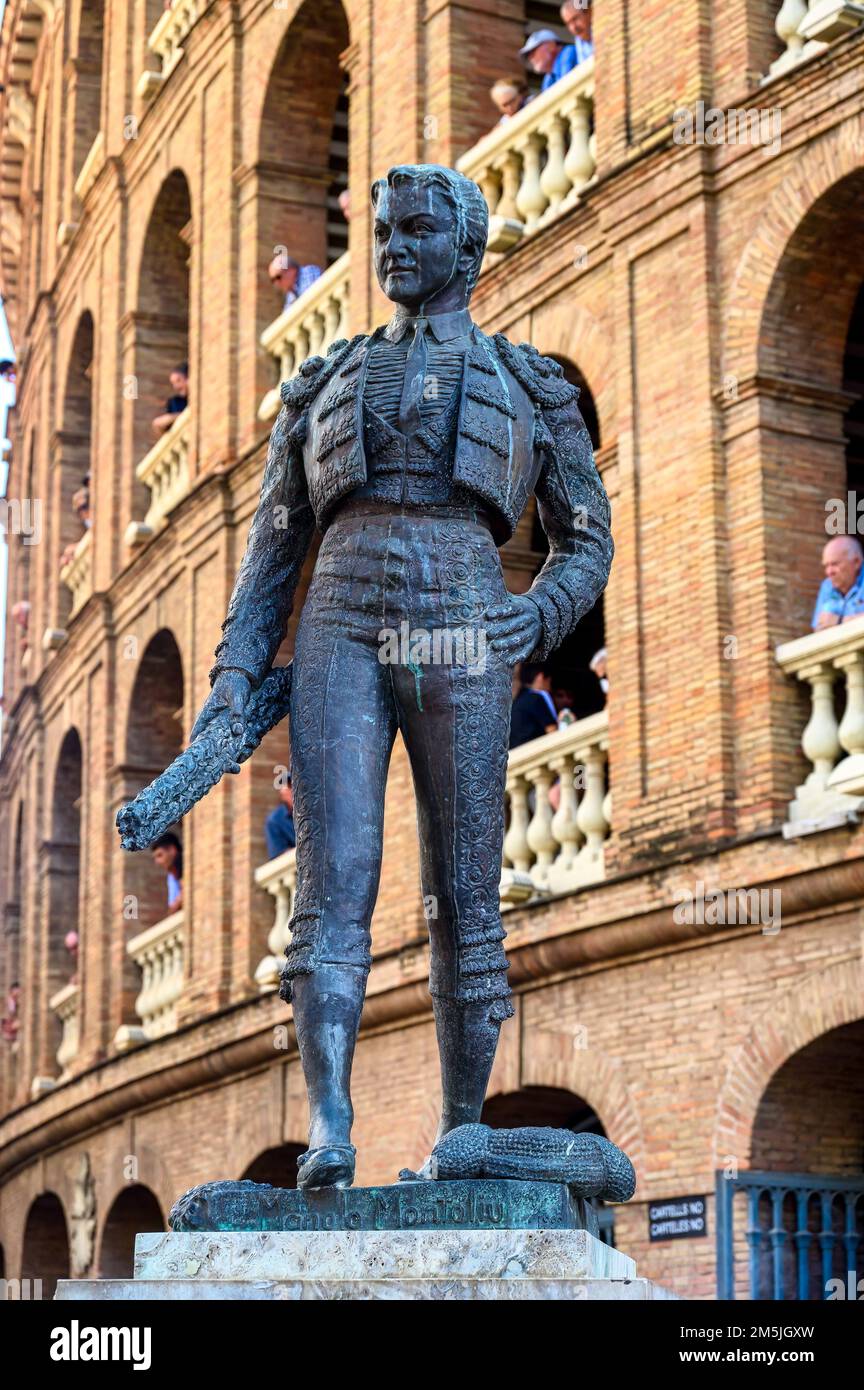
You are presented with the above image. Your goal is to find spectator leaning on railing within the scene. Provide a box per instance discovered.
[560,0,593,62]
[490,75,531,124]
[521,8,593,96]
[268,254,322,311]
[151,361,189,437]
[151,832,183,912]
[812,535,864,629]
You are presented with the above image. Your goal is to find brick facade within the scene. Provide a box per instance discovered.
[0,0,863,1299]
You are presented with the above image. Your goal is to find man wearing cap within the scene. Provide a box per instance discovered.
[521,12,592,93]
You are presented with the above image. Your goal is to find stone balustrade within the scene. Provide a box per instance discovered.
[253,716,611,962]
[49,981,80,1078]
[138,0,204,99]
[456,59,595,255]
[776,616,864,832]
[253,848,297,991]
[59,528,93,617]
[502,710,610,906]
[258,254,351,420]
[121,910,185,1043]
[767,1,864,79]
[126,407,190,546]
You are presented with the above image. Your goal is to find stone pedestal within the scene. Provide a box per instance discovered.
[55,1180,676,1300]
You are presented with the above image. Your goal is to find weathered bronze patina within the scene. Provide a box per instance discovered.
[120,165,617,1199]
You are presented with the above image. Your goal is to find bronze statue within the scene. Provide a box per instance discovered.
[119,164,613,1193]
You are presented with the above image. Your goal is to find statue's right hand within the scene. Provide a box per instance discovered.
[190,670,252,743]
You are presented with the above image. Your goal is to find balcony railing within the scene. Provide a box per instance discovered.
[253,718,610,960]
[776,616,864,832]
[137,0,204,99]
[258,253,351,420]
[127,407,190,546]
[456,59,595,255]
[121,909,185,1043]
[767,1,864,79]
[49,982,80,1078]
[253,847,297,991]
[502,710,610,907]
[716,1169,864,1299]
[59,529,93,618]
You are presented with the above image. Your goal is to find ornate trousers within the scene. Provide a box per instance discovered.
[280,500,515,1020]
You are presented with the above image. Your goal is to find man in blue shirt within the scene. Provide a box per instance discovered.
[561,0,594,67]
[268,255,322,312]
[265,778,297,859]
[520,7,593,95]
[812,535,864,629]
[510,664,560,749]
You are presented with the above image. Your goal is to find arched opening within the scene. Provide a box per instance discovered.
[122,629,185,934]
[253,0,351,402]
[724,1020,864,1300]
[115,629,185,1034]
[46,732,83,1055]
[133,170,192,479]
[21,1192,70,1299]
[99,1185,164,1278]
[503,360,605,719]
[72,1,105,184]
[57,312,94,627]
[482,1085,615,1242]
[241,1143,304,1189]
[756,170,864,632]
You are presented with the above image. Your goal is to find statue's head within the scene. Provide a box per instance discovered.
[370,164,488,311]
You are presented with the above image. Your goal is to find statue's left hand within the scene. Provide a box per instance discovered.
[485,594,542,663]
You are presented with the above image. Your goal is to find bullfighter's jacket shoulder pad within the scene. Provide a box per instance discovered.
[492,333,581,411]
[279,334,369,410]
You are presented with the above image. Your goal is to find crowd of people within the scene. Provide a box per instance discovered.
[491,1,593,124]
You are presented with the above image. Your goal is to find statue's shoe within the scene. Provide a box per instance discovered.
[296,1144,356,1190]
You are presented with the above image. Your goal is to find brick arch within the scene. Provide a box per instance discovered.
[533,299,614,441]
[722,124,864,383]
[120,625,185,770]
[226,1105,306,1184]
[713,956,864,1169]
[519,1030,647,1184]
[98,1139,177,1225]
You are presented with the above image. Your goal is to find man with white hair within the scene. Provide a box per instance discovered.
[812,534,864,629]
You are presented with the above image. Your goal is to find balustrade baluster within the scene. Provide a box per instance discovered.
[539,114,570,217]
[525,765,558,887]
[795,1189,813,1300]
[503,776,532,875]
[516,132,547,230]
[746,1186,764,1299]
[563,96,595,197]
[770,1187,788,1300]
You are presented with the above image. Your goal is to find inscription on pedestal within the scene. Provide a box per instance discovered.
[169,1178,600,1235]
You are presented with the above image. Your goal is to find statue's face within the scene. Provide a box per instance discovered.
[373,181,462,308]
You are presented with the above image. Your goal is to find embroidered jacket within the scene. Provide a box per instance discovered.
[210,322,613,685]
